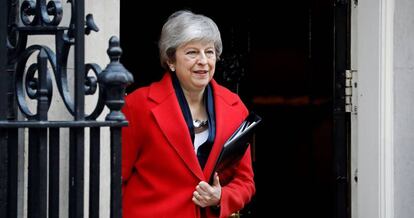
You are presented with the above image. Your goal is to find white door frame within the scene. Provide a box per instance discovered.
[354,0,394,217]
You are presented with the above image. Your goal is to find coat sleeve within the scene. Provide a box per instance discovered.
[121,99,141,193]
[213,145,255,218]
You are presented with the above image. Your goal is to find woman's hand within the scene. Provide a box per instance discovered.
[192,172,221,208]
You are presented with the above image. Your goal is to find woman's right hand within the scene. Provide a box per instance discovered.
[192,172,222,208]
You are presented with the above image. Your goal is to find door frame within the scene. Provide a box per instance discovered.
[353,0,394,217]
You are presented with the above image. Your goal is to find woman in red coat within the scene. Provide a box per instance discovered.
[122,10,255,218]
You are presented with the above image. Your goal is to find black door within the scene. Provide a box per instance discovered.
[121,1,350,217]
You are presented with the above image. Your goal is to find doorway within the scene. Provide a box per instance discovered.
[120,1,347,217]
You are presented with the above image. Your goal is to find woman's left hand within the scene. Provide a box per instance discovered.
[192,172,222,208]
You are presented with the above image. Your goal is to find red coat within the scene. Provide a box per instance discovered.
[122,73,255,218]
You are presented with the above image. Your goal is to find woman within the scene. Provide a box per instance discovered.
[122,10,255,218]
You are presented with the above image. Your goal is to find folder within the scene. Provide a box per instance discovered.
[209,112,262,184]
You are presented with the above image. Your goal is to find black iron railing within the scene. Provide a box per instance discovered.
[0,0,132,218]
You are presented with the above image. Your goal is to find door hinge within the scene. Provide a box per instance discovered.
[345,69,357,113]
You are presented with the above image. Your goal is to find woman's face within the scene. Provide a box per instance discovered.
[171,41,216,92]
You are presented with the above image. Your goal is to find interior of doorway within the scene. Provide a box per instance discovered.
[120,1,335,217]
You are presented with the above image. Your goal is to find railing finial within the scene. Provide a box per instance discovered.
[107,36,122,62]
[99,36,134,121]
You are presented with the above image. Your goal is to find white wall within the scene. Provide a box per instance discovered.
[393,0,414,217]
[357,0,414,217]
[356,0,394,217]
[357,1,381,217]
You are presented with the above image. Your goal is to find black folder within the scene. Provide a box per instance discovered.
[209,112,262,184]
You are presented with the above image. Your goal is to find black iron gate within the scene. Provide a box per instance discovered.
[0,0,133,217]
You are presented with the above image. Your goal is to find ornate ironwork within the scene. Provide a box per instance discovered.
[0,0,132,217]
[13,0,105,120]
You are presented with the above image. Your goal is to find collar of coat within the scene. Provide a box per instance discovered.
[148,72,238,106]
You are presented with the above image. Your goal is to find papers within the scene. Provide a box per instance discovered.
[209,112,262,183]
[226,120,258,146]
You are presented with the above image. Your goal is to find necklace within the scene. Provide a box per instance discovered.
[193,119,208,128]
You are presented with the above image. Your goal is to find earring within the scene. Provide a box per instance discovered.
[170,67,175,72]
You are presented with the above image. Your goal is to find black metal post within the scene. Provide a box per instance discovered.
[7,129,18,218]
[99,36,133,218]
[0,0,8,216]
[37,128,48,218]
[27,129,39,218]
[69,127,85,218]
[49,128,60,218]
[69,0,86,217]
[0,0,7,120]
[110,127,122,218]
[89,127,100,218]
[75,0,85,120]
[0,134,7,218]
[5,3,20,217]
[37,49,49,120]
[27,128,47,218]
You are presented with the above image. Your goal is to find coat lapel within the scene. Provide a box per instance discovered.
[150,74,204,180]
